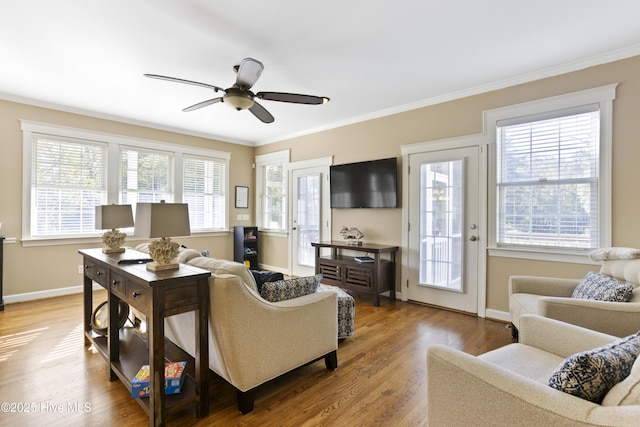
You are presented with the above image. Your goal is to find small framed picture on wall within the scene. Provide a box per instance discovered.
[235,186,249,208]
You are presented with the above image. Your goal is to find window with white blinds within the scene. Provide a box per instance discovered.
[183,155,226,231]
[486,85,616,259]
[22,121,231,243]
[120,147,173,204]
[31,136,107,237]
[496,107,600,250]
[255,150,289,232]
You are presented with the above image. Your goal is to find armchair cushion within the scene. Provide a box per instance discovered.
[260,274,322,302]
[548,331,640,403]
[572,271,633,302]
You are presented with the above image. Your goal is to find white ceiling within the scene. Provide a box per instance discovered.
[2,1,640,146]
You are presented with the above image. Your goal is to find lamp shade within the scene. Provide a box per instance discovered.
[95,204,134,230]
[134,202,191,238]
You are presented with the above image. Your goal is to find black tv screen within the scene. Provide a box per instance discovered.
[330,157,398,208]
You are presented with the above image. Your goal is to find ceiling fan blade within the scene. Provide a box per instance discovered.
[249,101,274,123]
[256,91,329,105]
[235,58,264,90]
[144,74,225,92]
[182,97,223,112]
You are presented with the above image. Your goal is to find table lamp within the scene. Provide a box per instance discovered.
[95,204,134,253]
[134,201,190,271]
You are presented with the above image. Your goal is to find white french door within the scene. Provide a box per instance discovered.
[406,145,481,314]
[290,161,331,277]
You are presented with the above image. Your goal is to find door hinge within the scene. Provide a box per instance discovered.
[406,279,409,288]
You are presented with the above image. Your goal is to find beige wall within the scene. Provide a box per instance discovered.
[256,54,640,313]
[0,100,253,297]
[3,55,640,314]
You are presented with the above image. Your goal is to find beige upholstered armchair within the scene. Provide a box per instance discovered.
[162,254,339,414]
[426,315,640,426]
[510,250,640,338]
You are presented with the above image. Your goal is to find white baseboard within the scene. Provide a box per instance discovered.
[485,308,511,323]
[257,263,290,275]
[4,283,103,305]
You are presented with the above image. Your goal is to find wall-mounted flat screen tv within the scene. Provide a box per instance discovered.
[330,157,398,208]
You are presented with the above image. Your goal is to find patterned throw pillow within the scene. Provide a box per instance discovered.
[571,271,633,302]
[260,275,322,302]
[602,357,640,406]
[548,332,640,403]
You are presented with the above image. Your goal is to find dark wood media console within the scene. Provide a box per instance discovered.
[311,241,398,306]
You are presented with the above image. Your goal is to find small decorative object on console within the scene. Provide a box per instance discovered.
[340,226,364,245]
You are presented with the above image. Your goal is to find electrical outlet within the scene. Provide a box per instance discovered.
[78,265,84,274]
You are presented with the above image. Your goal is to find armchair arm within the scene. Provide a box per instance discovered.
[426,344,602,426]
[518,315,617,358]
[510,275,580,297]
[427,344,640,426]
[538,298,640,337]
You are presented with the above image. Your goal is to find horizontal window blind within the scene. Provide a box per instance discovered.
[183,155,226,230]
[32,136,107,236]
[497,109,600,249]
[260,163,286,231]
[120,147,173,205]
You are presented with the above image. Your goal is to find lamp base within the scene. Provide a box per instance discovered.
[146,261,180,271]
[103,247,126,254]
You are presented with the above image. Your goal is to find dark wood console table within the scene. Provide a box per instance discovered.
[311,241,398,306]
[79,248,211,427]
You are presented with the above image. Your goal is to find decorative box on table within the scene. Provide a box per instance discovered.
[131,361,187,398]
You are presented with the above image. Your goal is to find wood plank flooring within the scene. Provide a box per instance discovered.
[0,291,514,426]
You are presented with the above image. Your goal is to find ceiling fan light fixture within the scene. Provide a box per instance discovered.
[223,88,254,110]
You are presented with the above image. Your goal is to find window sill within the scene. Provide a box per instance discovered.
[488,247,598,265]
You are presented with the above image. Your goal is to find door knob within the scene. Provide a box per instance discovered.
[469,235,478,241]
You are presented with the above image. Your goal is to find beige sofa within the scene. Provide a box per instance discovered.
[426,315,640,426]
[510,258,640,338]
[135,245,339,413]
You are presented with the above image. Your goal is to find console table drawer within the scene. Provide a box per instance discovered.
[127,281,151,313]
[84,260,108,286]
[109,272,126,299]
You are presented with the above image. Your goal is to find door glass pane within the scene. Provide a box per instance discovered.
[297,175,320,266]
[419,160,463,291]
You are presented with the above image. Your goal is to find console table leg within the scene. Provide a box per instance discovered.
[390,252,396,301]
[373,255,381,307]
[149,303,166,427]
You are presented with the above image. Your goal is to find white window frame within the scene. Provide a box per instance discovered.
[485,84,617,263]
[255,150,290,234]
[21,120,230,246]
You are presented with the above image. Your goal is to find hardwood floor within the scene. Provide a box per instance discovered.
[0,291,514,426]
